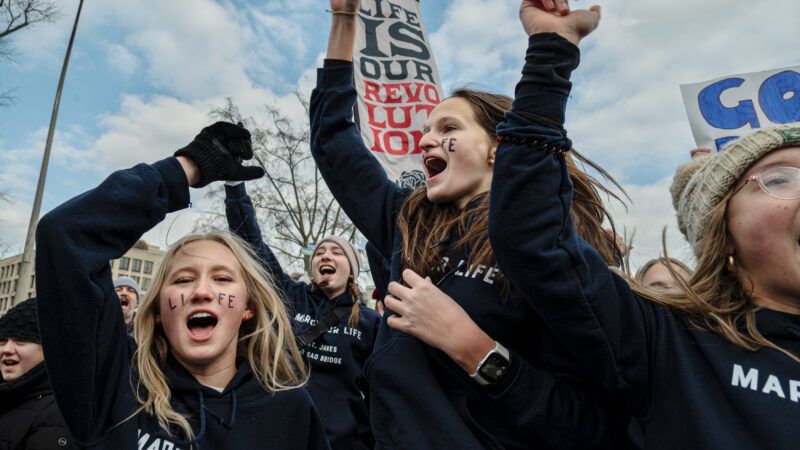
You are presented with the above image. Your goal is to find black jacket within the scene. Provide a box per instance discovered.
[35,158,330,450]
[487,33,800,450]
[225,183,380,450]
[309,36,628,449]
[0,363,75,450]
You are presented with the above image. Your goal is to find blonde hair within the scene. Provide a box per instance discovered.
[631,198,799,361]
[131,231,307,439]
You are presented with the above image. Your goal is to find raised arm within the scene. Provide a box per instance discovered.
[309,0,408,257]
[35,123,261,442]
[224,182,304,296]
[488,3,656,412]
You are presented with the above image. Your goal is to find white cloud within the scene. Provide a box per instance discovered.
[105,42,140,76]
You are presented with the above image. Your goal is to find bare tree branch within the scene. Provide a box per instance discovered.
[0,0,59,40]
[200,96,356,275]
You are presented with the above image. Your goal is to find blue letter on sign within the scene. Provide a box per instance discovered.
[759,70,800,124]
[698,77,760,130]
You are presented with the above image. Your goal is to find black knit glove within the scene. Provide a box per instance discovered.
[174,121,265,187]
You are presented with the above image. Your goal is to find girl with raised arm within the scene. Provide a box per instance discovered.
[35,123,330,449]
[310,1,630,448]
[225,181,380,449]
[488,4,800,449]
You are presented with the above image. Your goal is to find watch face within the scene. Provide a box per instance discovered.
[479,353,510,383]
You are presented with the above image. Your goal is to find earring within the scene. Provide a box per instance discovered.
[488,157,495,166]
[726,254,736,272]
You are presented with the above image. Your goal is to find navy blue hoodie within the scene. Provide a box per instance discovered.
[35,158,330,450]
[487,33,800,450]
[309,37,628,449]
[225,182,380,450]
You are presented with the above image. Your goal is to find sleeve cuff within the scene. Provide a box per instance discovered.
[153,157,190,212]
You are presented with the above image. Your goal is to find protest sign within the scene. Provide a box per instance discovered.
[680,66,800,151]
[353,0,444,188]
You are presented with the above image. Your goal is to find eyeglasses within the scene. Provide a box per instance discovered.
[732,165,800,200]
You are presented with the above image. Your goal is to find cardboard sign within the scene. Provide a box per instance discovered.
[680,66,800,151]
[353,0,444,188]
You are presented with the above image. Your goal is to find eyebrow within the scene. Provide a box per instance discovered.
[422,115,462,134]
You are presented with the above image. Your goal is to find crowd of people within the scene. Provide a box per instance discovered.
[2,0,798,449]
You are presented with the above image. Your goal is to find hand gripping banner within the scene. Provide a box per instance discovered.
[353,0,444,188]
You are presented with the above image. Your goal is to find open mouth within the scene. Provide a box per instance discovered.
[120,298,129,308]
[2,359,18,368]
[424,155,447,179]
[319,265,336,276]
[187,311,218,339]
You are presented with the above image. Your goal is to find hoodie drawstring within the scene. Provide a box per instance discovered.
[202,388,238,429]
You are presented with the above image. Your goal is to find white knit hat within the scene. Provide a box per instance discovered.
[315,236,362,276]
[671,124,800,256]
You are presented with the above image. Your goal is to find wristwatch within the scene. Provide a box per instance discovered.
[469,341,511,386]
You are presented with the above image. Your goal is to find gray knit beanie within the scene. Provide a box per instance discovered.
[315,236,362,277]
[113,276,141,300]
[671,124,800,256]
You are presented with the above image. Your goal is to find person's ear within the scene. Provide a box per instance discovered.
[488,146,497,166]
[243,304,255,321]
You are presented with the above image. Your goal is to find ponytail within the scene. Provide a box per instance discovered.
[347,276,361,328]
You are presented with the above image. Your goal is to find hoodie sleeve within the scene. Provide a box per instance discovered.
[35,157,190,442]
[224,183,306,298]
[488,33,658,416]
[309,61,407,258]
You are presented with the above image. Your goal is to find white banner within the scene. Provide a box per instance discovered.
[680,66,800,151]
[353,0,443,188]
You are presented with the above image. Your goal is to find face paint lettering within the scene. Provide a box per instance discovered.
[168,293,236,310]
[216,293,236,308]
[440,138,457,152]
[447,138,457,152]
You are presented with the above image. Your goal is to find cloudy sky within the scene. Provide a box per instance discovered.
[1,0,798,271]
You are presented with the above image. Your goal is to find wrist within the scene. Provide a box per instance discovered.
[449,326,496,374]
[176,156,200,187]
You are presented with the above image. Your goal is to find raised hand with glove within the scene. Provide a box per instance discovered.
[174,121,265,187]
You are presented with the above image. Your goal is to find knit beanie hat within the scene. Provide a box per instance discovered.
[315,236,362,277]
[671,124,800,256]
[113,276,141,300]
[0,298,41,344]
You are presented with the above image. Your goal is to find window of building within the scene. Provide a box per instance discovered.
[132,259,142,273]
[131,276,140,284]
[143,261,153,274]
[119,257,130,270]
[29,274,35,289]
[141,277,151,291]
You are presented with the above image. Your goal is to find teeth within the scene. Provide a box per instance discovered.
[190,312,213,320]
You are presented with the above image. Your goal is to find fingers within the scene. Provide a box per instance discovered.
[690,147,712,159]
[401,268,427,288]
[234,166,266,181]
[383,294,406,316]
[387,280,412,299]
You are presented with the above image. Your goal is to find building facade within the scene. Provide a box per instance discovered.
[0,240,165,316]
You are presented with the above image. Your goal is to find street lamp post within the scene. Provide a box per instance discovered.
[13,0,85,306]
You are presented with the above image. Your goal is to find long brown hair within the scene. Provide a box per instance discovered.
[632,199,799,361]
[397,88,624,286]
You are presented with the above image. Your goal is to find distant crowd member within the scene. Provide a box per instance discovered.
[226,181,380,450]
[35,122,330,449]
[114,276,140,331]
[635,257,693,291]
[0,298,75,449]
